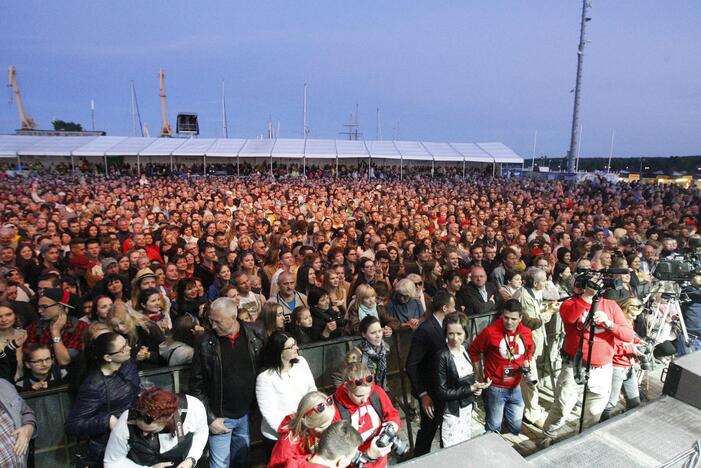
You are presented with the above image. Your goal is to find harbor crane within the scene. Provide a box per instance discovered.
[8,65,38,130]
[159,68,172,137]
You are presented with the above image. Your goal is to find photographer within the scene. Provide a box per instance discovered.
[332,363,402,468]
[303,421,363,468]
[601,298,643,421]
[468,299,534,435]
[542,274,634,443]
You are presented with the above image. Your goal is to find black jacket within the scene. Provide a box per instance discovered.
[188,322,265,424]
[457,282,500,316]
[435,347,476,417]
[65,358,140,462]
[405,315,446,399]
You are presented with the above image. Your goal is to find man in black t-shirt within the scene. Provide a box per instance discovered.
[189,298,265,468]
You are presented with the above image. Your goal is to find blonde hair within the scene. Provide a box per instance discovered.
[355,284,376,306]
[619,297,643,321]
[108,302,151,346]
[285,391,334,443]
[342,362,372,388]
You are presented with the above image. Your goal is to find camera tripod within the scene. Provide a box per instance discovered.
[644,281,691,352]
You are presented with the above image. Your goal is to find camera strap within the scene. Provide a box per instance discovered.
[503,333,521,363]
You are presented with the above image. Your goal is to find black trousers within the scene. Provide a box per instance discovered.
[413,403,444,456]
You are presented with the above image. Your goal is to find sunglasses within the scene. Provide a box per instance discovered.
[138,411,168,425]
[346,375,374,387]
[303,396,334,417]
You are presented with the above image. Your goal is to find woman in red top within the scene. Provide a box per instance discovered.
[601,297,643,421]
[268,391,335,468]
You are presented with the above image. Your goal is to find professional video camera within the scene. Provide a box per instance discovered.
[653,238,701,282]
[573,268,627,292]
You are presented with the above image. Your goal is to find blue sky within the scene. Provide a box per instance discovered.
[2,1,700,158]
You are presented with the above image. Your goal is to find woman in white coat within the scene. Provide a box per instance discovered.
[255,331,317,459]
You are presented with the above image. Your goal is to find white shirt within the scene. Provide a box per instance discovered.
[103,394,209,468]
[255,356,317,440]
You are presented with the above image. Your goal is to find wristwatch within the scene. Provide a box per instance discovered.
[52,336,62,343]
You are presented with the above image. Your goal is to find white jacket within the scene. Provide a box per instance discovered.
[255,356,317,440]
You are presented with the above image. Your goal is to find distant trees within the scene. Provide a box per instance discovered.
[52,120,83,131]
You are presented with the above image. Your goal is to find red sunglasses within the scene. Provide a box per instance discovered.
[346,375,374,387]
[303,396,334,417]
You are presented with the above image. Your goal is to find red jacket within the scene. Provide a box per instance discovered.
[268,414,319,468]
[332,383,401,468]
[468,319,535,388]
[560,296,635,367]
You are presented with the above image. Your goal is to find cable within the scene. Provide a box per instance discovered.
[657,439,701,468]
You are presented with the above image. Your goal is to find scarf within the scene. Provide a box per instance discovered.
[358,303,378,322]
[359,339,389,388]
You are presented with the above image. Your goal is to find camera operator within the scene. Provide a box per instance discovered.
[332,362,402,468]
[468,299,535,435]
[681,274,701,353]
[302,421,363,468]
[541,274,634,443]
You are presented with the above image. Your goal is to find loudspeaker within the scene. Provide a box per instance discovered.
[663,350,701,409]
[176,113,199,135]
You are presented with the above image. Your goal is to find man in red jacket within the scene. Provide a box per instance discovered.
[469,299,535,435]
[332,363,401,468]
[542,279,634,442]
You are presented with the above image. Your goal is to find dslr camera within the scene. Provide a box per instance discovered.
[635,338,655,371]
[518,366,538,386]
[325,313,348,328]
[375,424,409,457]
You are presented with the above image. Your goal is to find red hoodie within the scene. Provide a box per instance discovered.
[332,383,401,468]
[560,296,635,367]
[468,318,535,388]
[268,414,320,468]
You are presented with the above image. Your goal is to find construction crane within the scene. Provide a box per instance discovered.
[8,65,37,130]
[159,68,172,137]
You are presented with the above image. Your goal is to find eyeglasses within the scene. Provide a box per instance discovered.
[303,396,334,417]
[29,357,53,364]
[138,411,170,425]
[37,303,60,311]
[108,343,130,355]
[414,281,423,287]
[346,375,374,387]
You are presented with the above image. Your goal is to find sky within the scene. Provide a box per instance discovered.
[1,1,700,158]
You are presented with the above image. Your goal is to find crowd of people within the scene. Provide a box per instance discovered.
[0,169,699,467]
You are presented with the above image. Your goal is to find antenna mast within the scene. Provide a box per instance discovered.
[566,0,592,173]
[7,65,37,130]
[303,82,311,138]
[340,104,362,140]
[159,68,172,137]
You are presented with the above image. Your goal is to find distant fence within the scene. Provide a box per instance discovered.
[22,310,500,467]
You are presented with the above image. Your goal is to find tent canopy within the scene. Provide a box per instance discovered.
[0,135,523,164]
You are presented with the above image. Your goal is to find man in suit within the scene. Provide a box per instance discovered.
[405,290,455,456]
[458,266,500,316]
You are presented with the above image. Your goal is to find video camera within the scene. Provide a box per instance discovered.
[652,253,701,283]
[573,268,627,293]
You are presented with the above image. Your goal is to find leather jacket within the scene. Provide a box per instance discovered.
[189,322,265,424]
[434,346,476,417]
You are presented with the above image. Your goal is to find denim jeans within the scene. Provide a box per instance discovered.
[483,385,524,435]
[601,365,640,421]
[208,415,250,468]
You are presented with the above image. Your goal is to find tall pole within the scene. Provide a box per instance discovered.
[531,130,538,171]
[576,124,583,172]
[303,82,310,138]
[221,81,229,138]
[90,99,96,131]
[566,0,592,173]
[607,129,615,173]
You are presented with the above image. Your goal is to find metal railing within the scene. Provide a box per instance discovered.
[20,310,500,467]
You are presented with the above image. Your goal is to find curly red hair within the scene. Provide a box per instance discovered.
[134,387,179,432]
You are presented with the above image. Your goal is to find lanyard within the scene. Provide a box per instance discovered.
[503,333,521,363]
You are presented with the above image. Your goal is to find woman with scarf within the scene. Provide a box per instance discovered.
[347,316,391,389]
[347,284,398,336]
[172,278,206,326]
[207,263,232,301]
